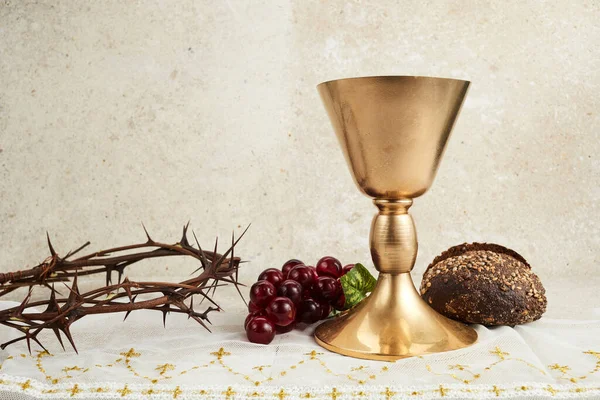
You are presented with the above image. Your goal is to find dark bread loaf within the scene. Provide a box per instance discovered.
[420,243,546,326]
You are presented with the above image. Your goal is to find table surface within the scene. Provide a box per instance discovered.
[0,277,598,400]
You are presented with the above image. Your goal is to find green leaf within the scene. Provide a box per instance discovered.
[339,263,377,309]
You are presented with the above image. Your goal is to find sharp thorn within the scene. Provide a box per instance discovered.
[52,327,65,351]
[65,241,91,259]
[192,231,210,271]
[121,278,134,302]
[105,267,112,287]
[43,282,63,297]
[213,224,249,271]
[193,286,221,309]
[1,336,26,350]
[67,274,80,300]
[180,221,191,246]
[46,232,57,256]
[141,223,153,243]
[232,278,247,306]
[31,333,48,353]
[123,295,138,322]
[63,328,78,354]
[44,288,60,313]
[198,279,218,306]
[189,314,210,331]
[161,306,169,328]
[230,230,243,304]
[26,335,32,355]
[15,287,33,315]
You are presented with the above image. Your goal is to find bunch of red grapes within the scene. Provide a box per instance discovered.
[245,256,353,344]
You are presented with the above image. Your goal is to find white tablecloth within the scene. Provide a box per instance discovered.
[0,300,599,400]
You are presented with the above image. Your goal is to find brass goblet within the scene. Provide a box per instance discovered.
[315,76,477,361]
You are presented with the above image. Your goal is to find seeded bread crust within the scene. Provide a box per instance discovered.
[420,243,546,326]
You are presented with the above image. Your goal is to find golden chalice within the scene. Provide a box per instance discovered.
[315,76,477,361]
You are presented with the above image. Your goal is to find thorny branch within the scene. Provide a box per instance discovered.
[0,223,248,353]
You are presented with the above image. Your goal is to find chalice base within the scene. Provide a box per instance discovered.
[314,273,477,361]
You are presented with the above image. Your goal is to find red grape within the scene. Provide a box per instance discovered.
[245,311,265,329]
[314,276,342,302]
[258,268,285,288]
[265,297,296,326]
[248,301,262,313]
[318,299,331,319]
[307,265,319,281]
[282,259,304,276]
[296,298,322,324]
[276,280,303,305]
[341,264,354,276]
[246,316,276,344]
[333,292,346,311]
[316,256,342,278]
[249,281,276,308]
[288,265,316,290]
[275,321,296,333]
[244,314,253,329]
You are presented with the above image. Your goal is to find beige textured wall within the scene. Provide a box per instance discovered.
[0,1,598,301]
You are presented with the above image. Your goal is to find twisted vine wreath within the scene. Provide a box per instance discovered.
[0,223,248,352]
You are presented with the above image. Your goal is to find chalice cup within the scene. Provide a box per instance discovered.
[315,76,477,361]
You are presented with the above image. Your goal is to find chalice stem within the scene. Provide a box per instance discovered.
[370,199,417,275]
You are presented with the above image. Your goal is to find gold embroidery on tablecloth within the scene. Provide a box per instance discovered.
[68,384,82,397]
[223,386,236,399]
[32,351,90,385]
[545,385,558,395]
[1,379,599,399]
[548,350,600,383]
[206,347,383,388]
[490,385,504,396]
[436,385,449,397]
[490,347,509,359]
[116,384,132,397]
[1,346,599,398]
[298,350,392,385]
[141,388,157,395]
[0,355,13,370]
[92,347,210,385]
[426,346,546,384]
[211,347,230,359]
[486,346,546,374]
[172,386,183,398]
